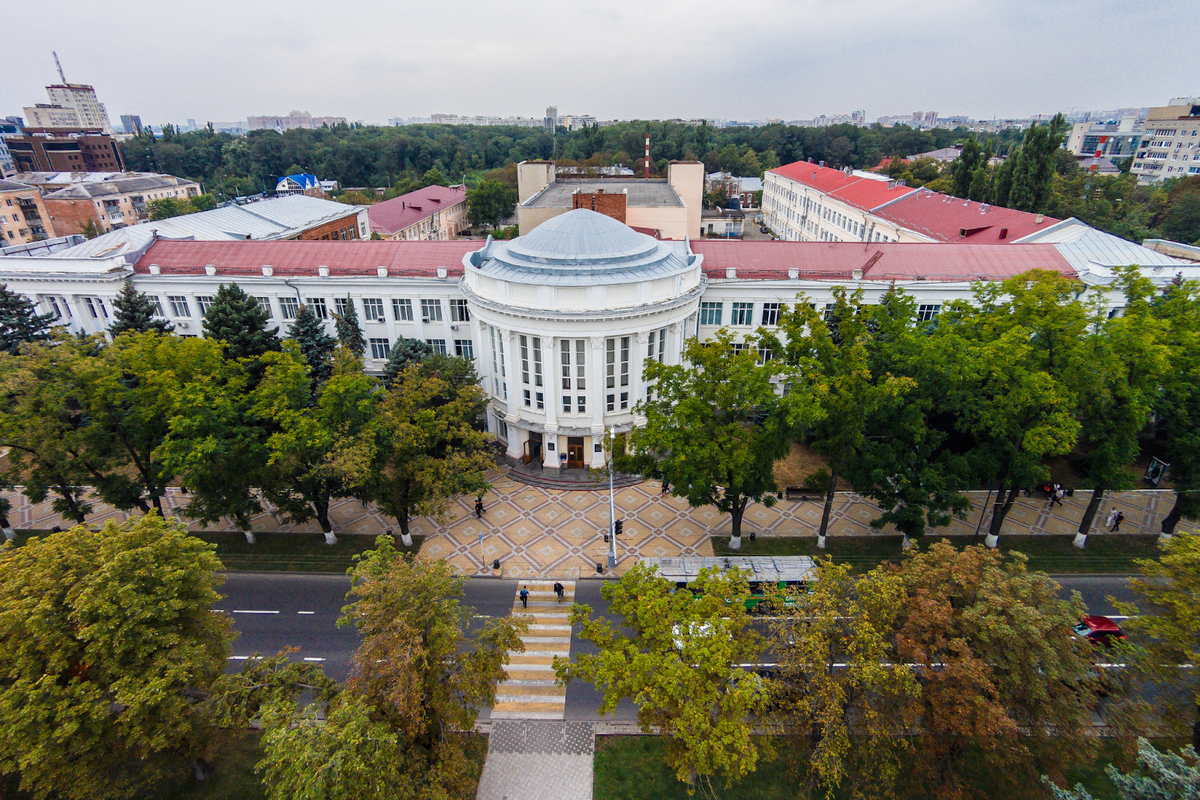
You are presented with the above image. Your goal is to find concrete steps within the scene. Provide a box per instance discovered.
[492,581,575,721]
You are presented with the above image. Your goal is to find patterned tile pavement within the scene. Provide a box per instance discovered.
[2,476,1192,579]
[475,721,595,800]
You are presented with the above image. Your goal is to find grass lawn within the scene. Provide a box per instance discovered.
[594,736,1181,800]
[10,530,422,574]
[712,533,1162,575]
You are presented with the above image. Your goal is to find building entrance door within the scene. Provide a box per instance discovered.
[523,432,543,465]
[566,437,585,468]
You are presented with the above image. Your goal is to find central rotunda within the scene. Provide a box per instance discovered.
[461,208,705,470]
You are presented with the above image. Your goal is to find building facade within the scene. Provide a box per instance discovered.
[1064,118,1142,160]
[247,111,347,131]
[0,179,55,244]
[5,130,124,173]
[7,209,1192,477]
[44,84,113,133]
[367,185,467,240]
[38,174,202,235]
[1131,98,1200,184]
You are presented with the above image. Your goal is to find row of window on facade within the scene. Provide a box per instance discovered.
[697,300,941,327]
[146,294,470,325]
[484,328,669,416]
[367,337,474,360]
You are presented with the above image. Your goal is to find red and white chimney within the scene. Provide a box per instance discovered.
[645,134,650,178]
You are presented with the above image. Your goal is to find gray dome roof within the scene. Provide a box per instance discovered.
[468,209,695,286]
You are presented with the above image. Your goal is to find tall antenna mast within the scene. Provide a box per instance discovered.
[53,51,67,83]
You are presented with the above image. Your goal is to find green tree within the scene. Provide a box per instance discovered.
[558,561,770,791]
[630,331,820,540]
[251,343,379,544]
[924,282,1080,545]
[467,179,517,228]
[79,218,101,239]
[257,695,407,800]
[1068,268,1169,545]
[326,538,523,798]
[1116,532,1200,748]
[157,353,270,541]
[0,336,97,523]
[350,361,492,538]
[1044,738,1200,800]
[382,335,432,387]
[189,193,218,212]
[286,302,337,385]
[420,166,447,187]
[950,136,985,198]
[1008,114,1067,214]
[766,289,913,545]
[202,283,279,360]
[0,513,232,800]
[1152,279,1200,534]
[768,560,918,798]
[897,543,1099,799]
[332,296,365,358]
[0,284,55,355]
[148,196,189,220]
[109,281,173,335]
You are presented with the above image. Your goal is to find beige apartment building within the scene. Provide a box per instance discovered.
[516,160,703,240]
[1131,97,1200,185]
[0,179,55,244]
[367,185,468,241]
[36,174,202,236]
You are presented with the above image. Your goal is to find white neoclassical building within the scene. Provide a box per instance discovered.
[3,208,1196,474]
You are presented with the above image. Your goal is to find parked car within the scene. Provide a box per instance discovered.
[1074,615,1126,646]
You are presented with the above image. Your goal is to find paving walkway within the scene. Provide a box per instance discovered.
[492,582,574,720]
[475,721,595,800]
[2,476,1190,579]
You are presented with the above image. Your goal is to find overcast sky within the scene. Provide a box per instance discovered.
[3,0,1197,127]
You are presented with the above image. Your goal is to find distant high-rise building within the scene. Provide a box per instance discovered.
[1132,97,1200,184]
[545,105,558,129]
[120,114,143,135]
[186,118,197,131]
[43,83,113,134]
[247,111,347,131]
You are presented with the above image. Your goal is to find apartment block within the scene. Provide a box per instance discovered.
[0,179,55,244]
[1131,98,1200,184]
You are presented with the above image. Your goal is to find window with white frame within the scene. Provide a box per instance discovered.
[560,339,586,413]
[420,299,442,322]
[307,298,328,319]
[426,339,447,355]
[255,297,272,317]
[646,329,667,363]
[280,296,300,319]
[490,329,505,398]
[168,295,191,317]
[369,338,390,359]
[761,302,780,326]
[84,297,98,318]
[606,336,629,411]
[731,302,754,326]
[520,335,531,385]
[454,339,474,359]
[699,302,722,325]
[392,298,413,321]
[195,296,213,316]
[450,299,470,322]
[362,298,385,321]
[47,297,61,319]
[334,297,353,318]
[916,304,942,322]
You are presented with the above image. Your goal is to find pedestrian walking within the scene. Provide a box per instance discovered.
[1050,485,1064,507]
[1105,507,1119,529]
[1110,510,1125,532]
[553,581,565,602]
[661,479,670,494]
[519,586,529,609]
[475,497,484,519]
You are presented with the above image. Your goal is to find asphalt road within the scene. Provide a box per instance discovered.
[218,572,1140,716]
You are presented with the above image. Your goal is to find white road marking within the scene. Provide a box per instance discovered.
[297,611,315,615]
[232,610,279,614]
[302,657,326,662]
[228,655,265,661]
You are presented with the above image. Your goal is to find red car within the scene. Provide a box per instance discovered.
[1074,616,1126,646]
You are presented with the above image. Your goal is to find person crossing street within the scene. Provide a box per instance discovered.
[553,581,565,602]
[519,586,529,609]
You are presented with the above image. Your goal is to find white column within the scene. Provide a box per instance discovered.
[589,336,607,468]
[542,336,559,471]
[633,331,649,417]
[501,329,522,461]
[667,322,683,365]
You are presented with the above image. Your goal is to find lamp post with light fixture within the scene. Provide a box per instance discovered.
[608,426,617,569]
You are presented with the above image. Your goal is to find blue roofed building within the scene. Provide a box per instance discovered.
[275,173,324,197]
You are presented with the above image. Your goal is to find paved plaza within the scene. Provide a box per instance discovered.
[1,473,1188,579]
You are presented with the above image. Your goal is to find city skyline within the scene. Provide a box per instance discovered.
[2,0,1197,129]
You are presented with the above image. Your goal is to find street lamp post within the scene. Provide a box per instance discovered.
[607,426,617,570]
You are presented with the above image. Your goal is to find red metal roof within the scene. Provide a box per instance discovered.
[366,185,467,236]
[767,162,917,211]
[134,239,478,278]
[690,240,1076,282]
[872,190,1059,244]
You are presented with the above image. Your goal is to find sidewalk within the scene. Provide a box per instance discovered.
[475,721,595,800]
[2,476,1188,580]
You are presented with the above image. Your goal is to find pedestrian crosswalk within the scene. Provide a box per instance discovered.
[491,582,574,720]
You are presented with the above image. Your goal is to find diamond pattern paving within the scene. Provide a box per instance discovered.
[3,477,1193,580]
